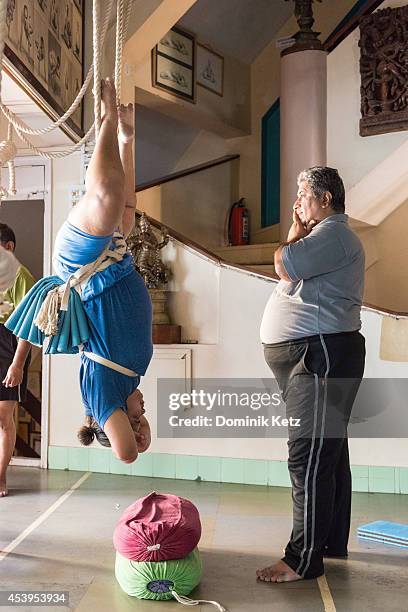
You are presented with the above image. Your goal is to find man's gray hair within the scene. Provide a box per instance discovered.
[297,166,345,213]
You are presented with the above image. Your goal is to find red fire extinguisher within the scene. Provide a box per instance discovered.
[227,198,249,246]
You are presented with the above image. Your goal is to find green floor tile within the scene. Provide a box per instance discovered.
[68,447,89,472]
[89,448,110,473]
[48,446,68,470]
[221,458,244,484]
[369,466,396,493]
[244,459,268,485]
[197,456,221,482]
[110,454,132,476]
[369,466,395,480]
[351,465,369,478]
[369,479,396,494]
[352,477,369,493]
[47,446,408,495]
[399,467,408,494]
[132,453,153,477]
[175,455,199,480]
[152,453,176,479]
[268,461,291,487]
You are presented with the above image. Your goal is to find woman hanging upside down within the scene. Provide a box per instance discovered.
[3,78,153,463]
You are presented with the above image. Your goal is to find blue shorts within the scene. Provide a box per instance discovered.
[80,356,140,429]
[53,221,153,428]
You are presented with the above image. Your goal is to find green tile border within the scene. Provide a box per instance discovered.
[47,447,408,494]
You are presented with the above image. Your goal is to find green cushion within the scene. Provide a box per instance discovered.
[115,547,202,601]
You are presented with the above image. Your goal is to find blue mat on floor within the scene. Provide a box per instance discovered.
[357,521,408,549]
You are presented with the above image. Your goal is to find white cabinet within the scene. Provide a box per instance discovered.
[139,346,192,452]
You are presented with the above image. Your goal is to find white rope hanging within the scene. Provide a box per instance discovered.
[0,0,131,170]
[0,0,114,139]
[115,0,133,104]
[93,0,102,138]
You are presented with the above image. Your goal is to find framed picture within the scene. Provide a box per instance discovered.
[196,44,224,97]
[152,27,196,103]
[157,26,194,67]
[3,0,84,138]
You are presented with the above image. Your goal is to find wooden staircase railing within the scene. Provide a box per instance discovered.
[136,154,240,192]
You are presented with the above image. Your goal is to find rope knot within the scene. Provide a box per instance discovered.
[33,287,61,336]
[0,139,16,200]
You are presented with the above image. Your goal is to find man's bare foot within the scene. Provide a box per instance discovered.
[101,77,118,124]
[256,560,302,583]
[0,480,8,497]
[118,103,134,144]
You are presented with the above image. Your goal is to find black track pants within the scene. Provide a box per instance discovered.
[264,331,366,579]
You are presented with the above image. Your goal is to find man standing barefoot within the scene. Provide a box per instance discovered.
[257,168,365,582]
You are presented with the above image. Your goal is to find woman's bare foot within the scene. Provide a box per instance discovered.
[256,560,303,583]
[101,77,118,125]
[0,480,8,497]
[118,103,134,144]
[126,389,151,453]
[135,414,151,453]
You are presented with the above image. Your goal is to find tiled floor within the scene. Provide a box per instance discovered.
[0,467,407,611]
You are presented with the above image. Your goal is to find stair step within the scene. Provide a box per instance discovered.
[214,243,279,265]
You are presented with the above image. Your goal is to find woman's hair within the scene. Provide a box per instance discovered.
[297,166,346,213]
[77,416,111,447]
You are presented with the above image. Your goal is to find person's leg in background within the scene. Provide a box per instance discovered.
[0,326,27,498]
[0,400,17,497]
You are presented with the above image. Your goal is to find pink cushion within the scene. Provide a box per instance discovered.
[113,492,201,562]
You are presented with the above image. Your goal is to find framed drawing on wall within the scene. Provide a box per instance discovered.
[3,0,84,138]
[152,26,196,103]
[196,44,224,96]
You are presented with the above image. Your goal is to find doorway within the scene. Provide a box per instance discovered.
[0,199,44,461]
[0,156,51,468]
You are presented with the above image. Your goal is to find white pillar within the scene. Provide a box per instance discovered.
[280,49,327,239]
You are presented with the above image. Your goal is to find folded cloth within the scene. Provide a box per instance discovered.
[4,275,89,354]
[113,492,202,562]
[115,548,202,601]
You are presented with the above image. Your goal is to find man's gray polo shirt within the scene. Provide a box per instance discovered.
[260,214,365,344]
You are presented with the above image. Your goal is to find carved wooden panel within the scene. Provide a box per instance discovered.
[359,6,408,137]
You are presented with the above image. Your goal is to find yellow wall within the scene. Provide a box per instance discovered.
[243,0,357,238]
[138,2,359,240]
[137,159,239,249]
[365,198,408,312]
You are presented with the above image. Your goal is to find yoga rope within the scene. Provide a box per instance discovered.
[34,233,128,336]
[93,0,102,138]
[0,0,132,193]
[0,0,114,137]
[171,590,227,611]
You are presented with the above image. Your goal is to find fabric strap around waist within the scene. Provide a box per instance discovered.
[83,351,139,377]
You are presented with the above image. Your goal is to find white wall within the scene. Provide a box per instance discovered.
[327,0,408,193]
[47,195,408,467]
[49,154,83,448]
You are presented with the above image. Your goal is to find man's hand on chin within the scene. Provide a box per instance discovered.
[287,209,310,243]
